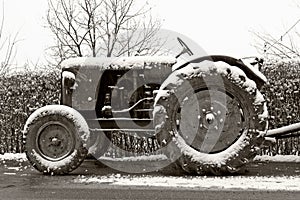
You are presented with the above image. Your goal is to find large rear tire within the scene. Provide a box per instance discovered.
[154,61,268,175]
[23,105,89,175]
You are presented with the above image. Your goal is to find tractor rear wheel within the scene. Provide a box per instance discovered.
[154,61,268,175]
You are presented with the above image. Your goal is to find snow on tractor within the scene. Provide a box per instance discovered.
[23,37,300,175]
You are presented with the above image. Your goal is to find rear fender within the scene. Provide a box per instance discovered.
[173,55,267,89]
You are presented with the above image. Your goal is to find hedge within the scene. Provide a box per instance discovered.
[0,60,299,156]
[260,60,300,155]
[0,71,60,154]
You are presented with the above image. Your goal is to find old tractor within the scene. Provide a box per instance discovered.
[23,37,300,175]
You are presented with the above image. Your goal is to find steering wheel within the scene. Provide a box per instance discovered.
[176,37,194,58]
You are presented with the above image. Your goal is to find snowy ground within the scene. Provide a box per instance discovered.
[1,153,300,163]
[0,153,27,162]
[74,174,300,191]
[2,153,300,191]
[254,155,300,162]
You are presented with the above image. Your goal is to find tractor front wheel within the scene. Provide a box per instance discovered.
[23,105,89,175]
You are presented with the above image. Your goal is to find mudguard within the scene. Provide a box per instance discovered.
[173,55,267,89]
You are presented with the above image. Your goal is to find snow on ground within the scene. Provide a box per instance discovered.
[254,155,300,162]
[99,154,168,162]
[2,153,300,190]
[0,153,27,162]
[74,174,300,191]
[1,153,300,163]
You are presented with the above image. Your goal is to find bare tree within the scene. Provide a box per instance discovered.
[46,0,164,65]
[0,1,18,75]
[251,27,300,60]
[251,0,300,60]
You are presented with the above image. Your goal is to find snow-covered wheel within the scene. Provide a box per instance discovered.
[154,61,268,175]
[23,105,89,175]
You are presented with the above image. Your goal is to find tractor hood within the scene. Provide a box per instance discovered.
[61,56,177,72]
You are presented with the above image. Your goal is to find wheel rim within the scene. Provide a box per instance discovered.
[176,88,248,154]
[36,121,76,161]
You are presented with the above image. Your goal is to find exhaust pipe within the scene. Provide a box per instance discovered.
[266,122,300,137]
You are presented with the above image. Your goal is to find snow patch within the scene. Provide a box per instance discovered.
[153,90,170,103]
[74,174,300,191]
[153,105,167,133]
[258,102,269,121]
[61,56,177,70]
[254,91,265,105]
[100,154,168,162]
[254,155,300,163]
[101,105,112,111]
[7,167,22,171]
[0,153,27,162]
[62,71,75,81]
[3,172,17,175]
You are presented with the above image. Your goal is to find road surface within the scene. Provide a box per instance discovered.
[0,158,300,199]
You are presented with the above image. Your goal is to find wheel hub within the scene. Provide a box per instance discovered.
[205,113,215,124]
[37,122,75,161]
[50,137,62,146]
[201,108,225,130]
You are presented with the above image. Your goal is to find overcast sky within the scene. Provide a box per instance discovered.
[1,0,300,67]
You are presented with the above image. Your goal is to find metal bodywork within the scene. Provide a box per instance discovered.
[61,56,175,136]
[60,54,300,140]
[60,55,270,138]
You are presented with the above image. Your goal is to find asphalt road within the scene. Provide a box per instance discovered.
[1,159,300,200]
